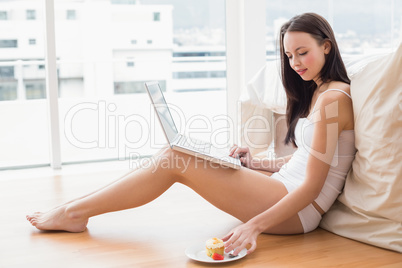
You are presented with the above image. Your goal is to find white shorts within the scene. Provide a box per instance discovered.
[298,203,322,233]
[271,172,322,233]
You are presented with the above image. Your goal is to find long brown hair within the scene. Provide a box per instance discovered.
[279,13,350,146]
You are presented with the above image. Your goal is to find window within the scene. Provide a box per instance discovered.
[25,80,46,100]
[0,0,397,171]
[66,10,76,20]
[0,7,49,169]
[0,81,17,101]
[0,11,7,20]
[0,66,15,101]
[111,0,137,4]
[57,0,226,164]
[173,71,226,79]
[331,0,401,52]
[265,0,401,57]
[153,12,160,21]
[114,80,166,94]
[1,0,227,169]
[0,66,14,78]
[0,40,18,48]
[173,51,226,57]
[26,10,36,20]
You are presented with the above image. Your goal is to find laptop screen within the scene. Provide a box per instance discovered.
[145,82,178,144]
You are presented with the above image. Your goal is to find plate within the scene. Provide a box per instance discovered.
[185,244,247,263]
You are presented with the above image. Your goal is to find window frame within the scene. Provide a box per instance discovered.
[2,0,400,170]
[225,0,266,145]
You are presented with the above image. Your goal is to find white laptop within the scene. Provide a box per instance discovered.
[145,81,242,169]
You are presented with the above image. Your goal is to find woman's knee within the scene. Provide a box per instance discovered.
[159,146,176,159]
[158,147,191,171]
[158,148,202,182]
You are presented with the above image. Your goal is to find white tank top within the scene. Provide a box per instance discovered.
[276,89,357,212]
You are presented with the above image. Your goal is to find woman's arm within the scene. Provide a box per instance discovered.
[250,91,352,229]
[225,90,353,255]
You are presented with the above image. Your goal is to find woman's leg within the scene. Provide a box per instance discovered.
[27,148,303,234]
[27,147,170,220]
[27,146,169,223]
[62,147,171,205]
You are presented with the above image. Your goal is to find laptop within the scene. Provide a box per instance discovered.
[144,81,242,169]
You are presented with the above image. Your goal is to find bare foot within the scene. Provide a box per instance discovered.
[26,205,88,233]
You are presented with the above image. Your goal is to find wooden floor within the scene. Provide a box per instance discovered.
[1,165,401,268]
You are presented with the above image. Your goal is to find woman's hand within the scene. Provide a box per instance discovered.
[222,221,261,256]
[229,145,253,168]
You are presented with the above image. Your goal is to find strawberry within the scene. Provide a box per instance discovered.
[212,253,224,260]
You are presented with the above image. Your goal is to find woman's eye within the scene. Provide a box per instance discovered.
[299,52,307,56]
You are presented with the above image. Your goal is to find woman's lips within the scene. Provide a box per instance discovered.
[296,69,307,76]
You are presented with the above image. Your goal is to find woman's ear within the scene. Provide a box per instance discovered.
[323,39,332,55]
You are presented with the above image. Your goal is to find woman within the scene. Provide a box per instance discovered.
[26,13,356,256]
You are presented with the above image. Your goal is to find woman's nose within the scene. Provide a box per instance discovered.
[291,57,300,67]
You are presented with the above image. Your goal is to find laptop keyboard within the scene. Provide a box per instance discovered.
[178,136,211,154]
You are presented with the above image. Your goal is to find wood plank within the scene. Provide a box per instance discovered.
[0,168,401,267]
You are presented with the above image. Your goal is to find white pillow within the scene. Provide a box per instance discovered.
[320,43,402,253]
[240,60,287,114]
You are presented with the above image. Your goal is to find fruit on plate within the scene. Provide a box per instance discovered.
[212,253,224,261]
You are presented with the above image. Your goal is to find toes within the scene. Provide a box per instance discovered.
[29,219,37,226]
[28,217,37,224]
[27,212,43,221]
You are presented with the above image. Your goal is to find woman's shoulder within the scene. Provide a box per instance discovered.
[316,81,354,129]
[317,82,351,104]
[327,81,351,95]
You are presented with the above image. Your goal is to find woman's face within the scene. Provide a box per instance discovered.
[283,31,330,83]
